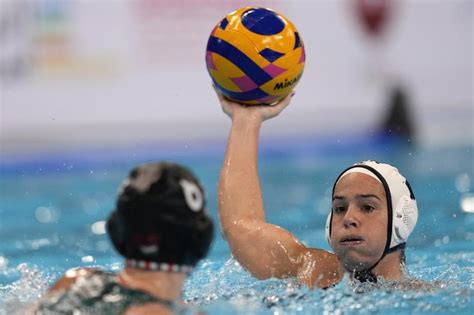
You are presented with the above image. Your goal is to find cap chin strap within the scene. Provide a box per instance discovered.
[354,243,406,283]
[126,259,193,274]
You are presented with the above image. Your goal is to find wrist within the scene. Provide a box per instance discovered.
[231,109,263,126]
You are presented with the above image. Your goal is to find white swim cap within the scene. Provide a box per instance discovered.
[325,160,418,253]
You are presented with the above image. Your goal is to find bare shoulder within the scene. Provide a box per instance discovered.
[297,248,343,289]
[48,267,98,293]
[25,268,99,315]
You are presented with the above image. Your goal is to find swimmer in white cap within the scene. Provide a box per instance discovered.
[216,91,419,289]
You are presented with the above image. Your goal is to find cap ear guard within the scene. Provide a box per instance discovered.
[179,179,205,213]
[388,175,418,249]
[390,194,418,248]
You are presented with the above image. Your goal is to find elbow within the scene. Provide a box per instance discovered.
[220,218,257,244]
[253,272,272,281]
[220,224,242,247]
[220,222,236,239]
[219,216,246,237]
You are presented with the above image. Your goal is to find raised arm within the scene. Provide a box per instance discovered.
[217,92,341,288]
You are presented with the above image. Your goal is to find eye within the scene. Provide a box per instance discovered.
[361,204,375,212]
[333,206,346,214]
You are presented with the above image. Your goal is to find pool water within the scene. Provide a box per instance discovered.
[0,139,473,314]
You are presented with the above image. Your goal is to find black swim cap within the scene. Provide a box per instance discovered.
[106,162,214,272]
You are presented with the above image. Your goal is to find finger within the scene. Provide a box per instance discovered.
[213,85,225,100]
[214,88,237,108]
[273,91,295,109]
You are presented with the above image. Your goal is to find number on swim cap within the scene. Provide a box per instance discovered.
[179,179,203,212]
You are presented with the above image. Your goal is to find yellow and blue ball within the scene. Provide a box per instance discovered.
[206,7,305,105]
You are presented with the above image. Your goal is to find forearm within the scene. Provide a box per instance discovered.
[218,113,265,233]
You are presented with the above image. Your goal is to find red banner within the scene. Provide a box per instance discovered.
[354,0,391,38]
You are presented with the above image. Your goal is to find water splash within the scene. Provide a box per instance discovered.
[0,257,472,314]
[183,258,473,314]
[0,263,51,314]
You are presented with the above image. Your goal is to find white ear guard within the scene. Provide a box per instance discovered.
[390,192,418,248]
[326,161,418,253]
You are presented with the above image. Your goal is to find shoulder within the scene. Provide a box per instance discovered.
[48,267,99,294]
[27,268,102,314]
[297,248,343,289]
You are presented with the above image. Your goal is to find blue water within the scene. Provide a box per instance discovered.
[0,138,473,314]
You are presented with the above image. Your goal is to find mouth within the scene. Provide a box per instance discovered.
[339,235,364,246]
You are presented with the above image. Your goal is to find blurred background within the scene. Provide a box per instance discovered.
[1,0,472,158]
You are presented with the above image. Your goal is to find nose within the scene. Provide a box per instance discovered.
[343,204,359,229]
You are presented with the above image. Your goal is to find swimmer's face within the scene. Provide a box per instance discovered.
[330,173,388,272]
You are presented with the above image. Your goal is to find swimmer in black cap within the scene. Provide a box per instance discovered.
[32,162,213,314]
[215,91,420,289]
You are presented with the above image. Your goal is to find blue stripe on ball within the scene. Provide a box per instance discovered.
[207,36,273,86]
[213,79,269,101]
[259,48,285,63]
[294,32,301,49]
[219,18,229,30]
[241,8,285,35]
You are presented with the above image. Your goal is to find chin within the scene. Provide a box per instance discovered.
[338,251,377,272]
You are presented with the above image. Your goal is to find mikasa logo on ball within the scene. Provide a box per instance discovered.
[273,73,302,91]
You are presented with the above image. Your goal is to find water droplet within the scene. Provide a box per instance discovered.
[460,193,474,213]
[91,221,106,235]
[35,206,59,223]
